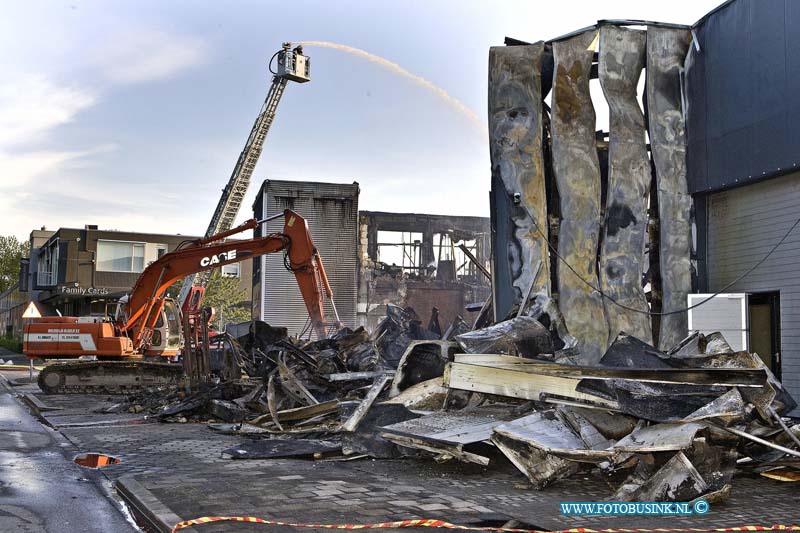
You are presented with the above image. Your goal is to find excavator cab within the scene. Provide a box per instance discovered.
[147,299,182,357]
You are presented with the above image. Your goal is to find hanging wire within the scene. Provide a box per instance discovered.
[523,207,800,317]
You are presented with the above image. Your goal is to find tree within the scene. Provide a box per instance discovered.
[202,270,251,331]
[0,236,29,293]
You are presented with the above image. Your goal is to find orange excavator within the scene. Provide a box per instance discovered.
[23,210,339,394]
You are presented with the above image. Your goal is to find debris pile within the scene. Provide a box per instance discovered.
[113,305,799,502]
[110,305,432,427]
[437,330,799,501]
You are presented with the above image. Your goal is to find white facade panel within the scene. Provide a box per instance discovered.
[253,179,359,338]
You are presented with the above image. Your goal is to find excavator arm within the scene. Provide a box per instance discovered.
[122,209,335,350]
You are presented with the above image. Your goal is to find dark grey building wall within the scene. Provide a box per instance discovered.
[704,171,800,412]
[253,179,359,337]
[686,0,800,194]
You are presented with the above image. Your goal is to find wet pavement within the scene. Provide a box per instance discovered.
[0,372,137,532]
[2,368,799,532]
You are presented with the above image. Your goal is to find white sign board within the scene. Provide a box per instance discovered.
[687,293,748,352]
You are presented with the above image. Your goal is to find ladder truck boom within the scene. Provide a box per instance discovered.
[178,43,311,307]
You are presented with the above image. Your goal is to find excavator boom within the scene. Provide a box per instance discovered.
[24,210,336,394]
[124,209,332,349]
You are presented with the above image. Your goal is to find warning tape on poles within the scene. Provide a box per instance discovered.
[171,516,800,533]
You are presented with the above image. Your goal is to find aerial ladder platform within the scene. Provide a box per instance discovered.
[178,43,311,306]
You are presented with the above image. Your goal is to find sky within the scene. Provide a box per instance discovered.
[0,0,723,241]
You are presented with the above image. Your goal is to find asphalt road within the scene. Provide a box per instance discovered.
[0,376,138,532]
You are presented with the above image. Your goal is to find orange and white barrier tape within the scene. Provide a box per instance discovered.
[171,516,800,533]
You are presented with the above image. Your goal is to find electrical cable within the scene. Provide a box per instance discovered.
[524,208,800,317]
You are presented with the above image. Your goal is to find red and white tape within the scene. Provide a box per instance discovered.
[171,516,800,533]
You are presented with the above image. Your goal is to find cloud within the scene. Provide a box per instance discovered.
[97,30,208,84]
[0,25,209,239]
[0,74,96,148]
[0,150,85,187]
[0,144,117,188]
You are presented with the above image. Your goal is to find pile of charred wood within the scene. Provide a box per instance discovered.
[117,305,800,501]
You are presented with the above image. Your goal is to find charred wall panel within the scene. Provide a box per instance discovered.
[488,43,550,321]
[598,26,653,344]
[551,31,609,362]
[646,27,692,350]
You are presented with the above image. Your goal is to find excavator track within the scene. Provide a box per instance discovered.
[38,360,184,395]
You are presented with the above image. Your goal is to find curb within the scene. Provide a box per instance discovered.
[0,373,13,393]
[115,475,183,533]
[21,392,63,415]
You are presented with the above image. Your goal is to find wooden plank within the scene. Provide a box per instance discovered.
[341,376,391,432]
[451,354,766,387]
[646,26,692,350]
[488,43,550,312]
[598,26,653,344]
[252,400,340,424]
[444,361,617,407]
[551,31,608,362]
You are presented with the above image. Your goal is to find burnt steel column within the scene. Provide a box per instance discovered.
[598,26,653,344]
[488,43,550,320]
[646,27,691,351]
[551,31,608,362]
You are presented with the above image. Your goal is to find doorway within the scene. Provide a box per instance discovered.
[748,292,781,379]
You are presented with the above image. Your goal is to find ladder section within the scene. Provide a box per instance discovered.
[178,76,289,305]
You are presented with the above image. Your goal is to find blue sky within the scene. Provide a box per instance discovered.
[1,0,721,240]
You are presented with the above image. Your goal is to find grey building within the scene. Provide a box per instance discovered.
[688,0,800,408]
[253,179,359,337]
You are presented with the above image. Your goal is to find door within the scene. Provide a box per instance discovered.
[748,292,781,379]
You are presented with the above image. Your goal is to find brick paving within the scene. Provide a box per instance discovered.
[5,373,800,532]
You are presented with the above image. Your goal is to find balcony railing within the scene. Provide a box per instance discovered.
[37,271,56,286]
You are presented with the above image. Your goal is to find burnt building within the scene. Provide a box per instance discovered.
[358,211,491,332]
[250,180,491,337]
[485,0,800,408]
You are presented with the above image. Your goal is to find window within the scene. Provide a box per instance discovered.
[376,231,423,272]
[37,239,59,286]
[221,263,240,277]
[156,245,167,259]
[97,240,146,272]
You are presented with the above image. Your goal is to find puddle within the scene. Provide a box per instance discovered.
[73,453,121,468]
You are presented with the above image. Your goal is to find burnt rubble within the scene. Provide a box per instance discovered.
[112,306,800,502]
